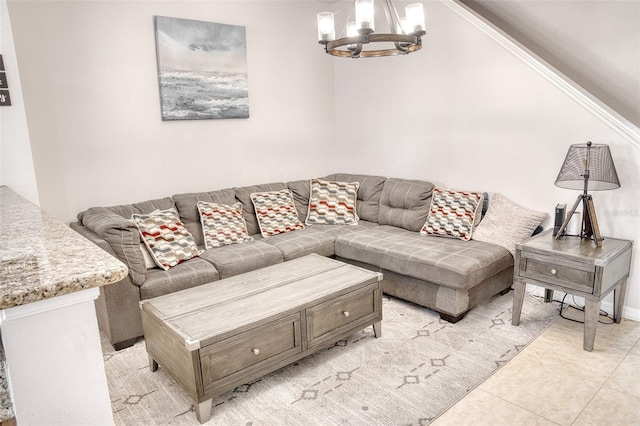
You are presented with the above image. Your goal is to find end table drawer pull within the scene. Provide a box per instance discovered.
[252,348,260,355]
[550,269,557,275]
[342,311,350,317]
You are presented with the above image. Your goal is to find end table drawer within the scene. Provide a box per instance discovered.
[306,283,379,348]
[519,254,595,293]
[200,313,302,389]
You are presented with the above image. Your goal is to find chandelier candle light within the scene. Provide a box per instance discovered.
[317,0,426,58]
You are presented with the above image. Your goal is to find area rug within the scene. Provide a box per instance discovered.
[103,291,559,425]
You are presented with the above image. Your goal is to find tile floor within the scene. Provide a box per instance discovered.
[432,302,640,426]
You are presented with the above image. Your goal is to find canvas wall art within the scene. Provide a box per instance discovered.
[154,16,249,120]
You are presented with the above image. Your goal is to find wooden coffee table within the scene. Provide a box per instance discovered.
[140,254,383,423]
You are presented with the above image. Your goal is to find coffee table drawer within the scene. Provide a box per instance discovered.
[518,252,595,293]
[200,313,302,389]
[306,283,379,348]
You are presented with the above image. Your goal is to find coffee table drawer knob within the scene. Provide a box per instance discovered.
[342,311,350,317]
[252,348,260,355]
[550,269,557,275]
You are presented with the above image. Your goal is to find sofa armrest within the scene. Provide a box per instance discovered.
[79,207,146,285]
[70,221,144,350]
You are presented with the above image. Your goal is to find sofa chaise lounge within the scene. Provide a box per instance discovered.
[71,173,544,350]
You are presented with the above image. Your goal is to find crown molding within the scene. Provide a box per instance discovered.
[440,0,640,150]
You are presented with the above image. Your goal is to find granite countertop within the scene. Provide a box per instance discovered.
[0,186,128,310]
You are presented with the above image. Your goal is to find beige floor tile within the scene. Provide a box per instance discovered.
[431,388,556,426]
[631,338,640,356]
[478,341,603,425]
[514,319,627,383]
[605,353,640,399]
[573,386,640,426]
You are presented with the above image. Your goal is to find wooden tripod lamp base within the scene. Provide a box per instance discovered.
[554,193,603,247]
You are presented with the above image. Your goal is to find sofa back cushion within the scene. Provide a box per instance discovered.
[378,178,435,232]
[234,182,288,236]
[286,179,311,224]
[322,173,386,223]
[173,189,237,246]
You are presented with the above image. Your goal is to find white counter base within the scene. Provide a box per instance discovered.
[0,287,113,425]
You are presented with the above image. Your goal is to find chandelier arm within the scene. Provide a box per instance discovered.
[387,0,404,34]
[394,42,409,53]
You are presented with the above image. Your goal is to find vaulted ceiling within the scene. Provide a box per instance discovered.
[460,0,640,127]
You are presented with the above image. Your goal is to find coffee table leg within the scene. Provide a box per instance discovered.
[195,399,212,424]
[373,321,381,338]
[149,355,158,372]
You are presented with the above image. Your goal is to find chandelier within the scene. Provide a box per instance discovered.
[317,0,426,58]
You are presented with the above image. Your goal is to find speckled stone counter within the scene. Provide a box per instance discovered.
[0,186,128,309]
[0,186,128,423]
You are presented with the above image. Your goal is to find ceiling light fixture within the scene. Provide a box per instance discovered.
[317,0,426,58]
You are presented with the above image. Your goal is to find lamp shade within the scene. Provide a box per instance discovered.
[555,142,620,191]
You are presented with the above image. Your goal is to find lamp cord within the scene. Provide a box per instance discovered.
[559,293,614,325]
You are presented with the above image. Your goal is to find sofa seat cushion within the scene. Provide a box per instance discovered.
[310,220,380,238]
[140,257,220,300]
[335,225,513,291]
[199,240,284,279]
[260,227,335,261]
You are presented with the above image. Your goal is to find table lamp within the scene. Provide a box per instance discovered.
[554,141,620,247]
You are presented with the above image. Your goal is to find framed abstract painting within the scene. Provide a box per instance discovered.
[154,16,249,120]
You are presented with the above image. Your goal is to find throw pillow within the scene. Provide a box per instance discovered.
[132,208,201,271]
[472,193,548,255]
[305,178,360,225]
[139,243,158,269]
[197,201,253,250]
[420,188,483,241]
[250,189,305,237]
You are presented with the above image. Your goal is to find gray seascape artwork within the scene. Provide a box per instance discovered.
[154,16,249,120]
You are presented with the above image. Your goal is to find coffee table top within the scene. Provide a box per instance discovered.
[141,254,382,349]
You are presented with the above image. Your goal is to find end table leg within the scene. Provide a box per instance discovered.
[195,399,212,424]
[511,281,526,326]
[584,299,599,352]
[544,289,554,303]
[613,279,628,323]
[149,355,158,372]
[373,321,382,338]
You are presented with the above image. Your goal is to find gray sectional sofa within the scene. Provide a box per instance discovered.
[71,173,516,350]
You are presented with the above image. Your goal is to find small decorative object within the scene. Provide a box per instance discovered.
[317,1,426,58]
[554,141,620,246]
[154,16,249,120]
[0,55,11,106]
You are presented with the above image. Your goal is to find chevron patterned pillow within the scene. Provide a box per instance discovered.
[420,188,483,241]
[306,178,360,226]
[250,189,305,237]
[132,208,201,270]
[197,201,253,250]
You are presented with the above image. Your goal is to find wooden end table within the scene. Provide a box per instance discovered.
[512,230,632,351]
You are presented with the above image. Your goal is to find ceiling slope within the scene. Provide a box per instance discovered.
[460,0,640,130]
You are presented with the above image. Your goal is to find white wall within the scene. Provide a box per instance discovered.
[7,0,639,318]
[0,0,39,205]
[7,0,336,222]
[461,0,640,127]
[333,0,640,319]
